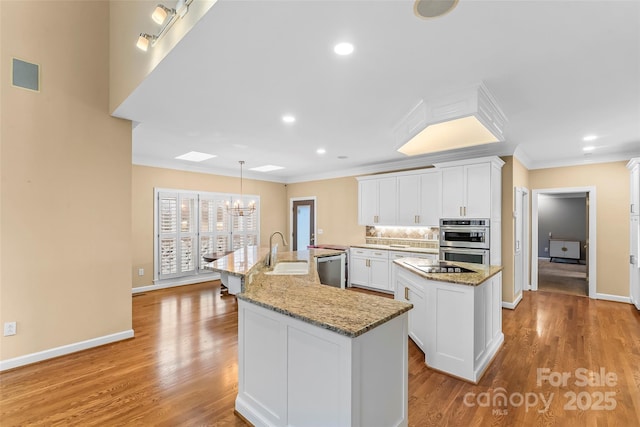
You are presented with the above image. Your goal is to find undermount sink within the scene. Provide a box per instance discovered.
[265,261,309,275]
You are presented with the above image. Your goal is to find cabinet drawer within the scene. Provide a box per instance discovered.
[389,251,437,261]
[350,248,389,260]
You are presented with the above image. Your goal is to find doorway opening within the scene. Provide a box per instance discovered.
[531,187,596,298]
[290,197,316,251]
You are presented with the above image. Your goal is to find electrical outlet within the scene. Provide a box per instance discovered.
[138,268,144,276]
[4,321,17,336]
[544,247,548,252]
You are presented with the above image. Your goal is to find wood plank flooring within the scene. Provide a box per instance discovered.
[1,281,639,426]
[538,259,588,297]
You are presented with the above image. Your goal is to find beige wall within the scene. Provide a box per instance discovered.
[1,1,132,360]
[529,161,630,297]
[110,0,217,113]
[132,165,287,288]
[286,176,365,247]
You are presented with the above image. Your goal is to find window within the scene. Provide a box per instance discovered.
[155,189,260,282]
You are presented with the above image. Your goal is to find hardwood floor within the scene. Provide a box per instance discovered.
[538,258,588,297]
[1,282,639,426]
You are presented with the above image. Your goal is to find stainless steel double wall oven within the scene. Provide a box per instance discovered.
[439,219,490,265]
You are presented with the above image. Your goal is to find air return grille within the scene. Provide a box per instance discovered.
[12,58,40,92]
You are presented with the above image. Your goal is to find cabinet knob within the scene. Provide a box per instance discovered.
[404,286,410,301]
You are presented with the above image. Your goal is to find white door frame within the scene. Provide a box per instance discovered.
[531,187,596,298]
[289,196,317,249]
[515,187,530,292]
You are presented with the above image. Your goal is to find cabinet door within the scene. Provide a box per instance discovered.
[418,171,441,225]
[359,180,378,225]
[464,163,491,218]
[441,167,465,218]
[377,177,398,225]
[397,175,420,225]
[369,257,390,290]
[395,271,426,352]
[349,255,370,286]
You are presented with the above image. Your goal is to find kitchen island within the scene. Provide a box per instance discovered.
[393,258,503,383]
[206,246,413,427]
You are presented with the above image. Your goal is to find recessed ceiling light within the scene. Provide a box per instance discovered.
[334,42,354,56]
[583,135,598,141]
[583,146,596,152]
[249,165,285,172]
[316,148,326,154]
[282,115,296,123]
[175,151,216,162]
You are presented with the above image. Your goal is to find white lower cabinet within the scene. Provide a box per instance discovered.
[236,300,409,427]
[349,248,391,292]
[393,264,503,383]
[395,268,427,351]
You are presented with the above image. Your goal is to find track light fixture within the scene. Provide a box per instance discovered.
[136,33,157,52]
[152,4,175,25]
[136,0,193,52]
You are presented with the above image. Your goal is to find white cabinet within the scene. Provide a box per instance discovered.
[424,272,503,383]
[436,157,503,220]
[392,263,503,383]
[394,266,427,351]
[236,300,409,427]
[358,176,397,225]
[549,239,580,261]
[440,163,491,218]
[349,248,391,292]
[397,171,441,226]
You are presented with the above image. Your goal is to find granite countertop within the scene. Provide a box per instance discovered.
[393,257,503,286]
[208,246,413,338]
[350,244,439,254]
[205,246,271,278]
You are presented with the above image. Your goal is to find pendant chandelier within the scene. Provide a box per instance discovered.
[228,160,256,217]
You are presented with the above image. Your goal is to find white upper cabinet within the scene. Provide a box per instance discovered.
[357,156,502,226]
[397,171,441,226]
[436,157,503,220]
[358,176,397,225]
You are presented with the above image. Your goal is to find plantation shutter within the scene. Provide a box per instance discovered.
[158,191,197,279]
[199,195,231,270]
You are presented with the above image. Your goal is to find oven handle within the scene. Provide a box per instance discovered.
[441,226,490,233]
[439,247,489,255]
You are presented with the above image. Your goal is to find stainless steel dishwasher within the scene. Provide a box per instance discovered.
[316,253,346,288]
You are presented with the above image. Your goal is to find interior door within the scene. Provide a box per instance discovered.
[292,199,315,251]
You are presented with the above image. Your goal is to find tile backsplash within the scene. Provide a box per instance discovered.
[365,226,439,249]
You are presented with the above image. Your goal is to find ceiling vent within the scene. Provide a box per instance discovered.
[394,82,507,156]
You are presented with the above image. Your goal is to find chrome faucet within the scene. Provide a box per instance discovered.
[267,231,288,267]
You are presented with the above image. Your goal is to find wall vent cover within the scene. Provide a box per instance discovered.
[12,58,40,92]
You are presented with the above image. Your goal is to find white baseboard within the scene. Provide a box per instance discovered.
[502,292,523,310]
[0,329,134,372]
[132,273,220,294]
[596,293,631,304]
